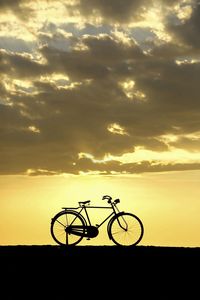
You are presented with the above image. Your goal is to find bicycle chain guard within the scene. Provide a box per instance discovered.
[66,225,99,238]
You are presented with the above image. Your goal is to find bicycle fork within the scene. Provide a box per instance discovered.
[117,215,128,231]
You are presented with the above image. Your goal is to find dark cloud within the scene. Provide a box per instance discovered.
[40,45,109,80]
[40,34,145,81]
[166,2,200,50]
[135,59,200,114]
[161,0,181,4]
[71,0,153,23]
[73,0,188,24]
[0,0,22,9]
[171,136,200,152]
[149,42,190,60]
[0,0,33,20]
[0,50,48,78]
[83,34,145,62]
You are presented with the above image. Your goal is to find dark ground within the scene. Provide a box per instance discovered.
[1,245,199,298]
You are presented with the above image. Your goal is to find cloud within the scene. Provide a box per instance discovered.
[1,0,200,175]
[22,158,200,176]
[74,158,200,175]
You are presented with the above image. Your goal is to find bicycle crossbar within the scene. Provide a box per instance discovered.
[62,207,79,210]
[62,206,112,210]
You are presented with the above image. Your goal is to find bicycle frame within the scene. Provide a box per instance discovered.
[63,202,121,229]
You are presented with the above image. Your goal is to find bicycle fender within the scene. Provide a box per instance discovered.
[51,209,86,224]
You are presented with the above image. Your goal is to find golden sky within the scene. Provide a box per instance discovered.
[0,0,200,246]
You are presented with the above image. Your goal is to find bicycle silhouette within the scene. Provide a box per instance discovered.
[50,195,144,246]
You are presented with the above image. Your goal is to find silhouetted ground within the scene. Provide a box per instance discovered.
[1,245,199,298]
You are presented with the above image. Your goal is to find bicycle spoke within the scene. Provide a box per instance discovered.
[55,219,66,228]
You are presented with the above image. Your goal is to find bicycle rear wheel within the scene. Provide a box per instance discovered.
[50,210,86,246]
[108,212,144,246]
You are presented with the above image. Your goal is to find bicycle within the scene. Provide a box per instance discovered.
[50,195,144,246]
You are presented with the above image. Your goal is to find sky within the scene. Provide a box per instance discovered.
[0,0,200,247]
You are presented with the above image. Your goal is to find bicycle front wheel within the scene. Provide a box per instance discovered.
[108,212,144,246]
[50,210,86,246]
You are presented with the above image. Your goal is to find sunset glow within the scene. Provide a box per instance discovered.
[1,0,200,247]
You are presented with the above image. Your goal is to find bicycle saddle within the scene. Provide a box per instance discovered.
[78,200,91,205]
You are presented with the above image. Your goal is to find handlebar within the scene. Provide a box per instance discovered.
[102,195,120,204]
[102,195,112,201]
